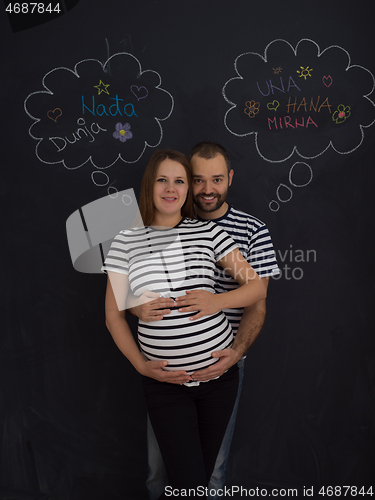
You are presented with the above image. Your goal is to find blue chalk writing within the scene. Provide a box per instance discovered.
[257,76,301,97]
[82,95,138,117]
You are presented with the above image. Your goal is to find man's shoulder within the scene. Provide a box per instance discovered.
[221,205,267,231]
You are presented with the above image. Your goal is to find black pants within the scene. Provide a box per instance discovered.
[142,365,239,496]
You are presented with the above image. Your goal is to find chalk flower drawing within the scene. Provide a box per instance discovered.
[244,100,260,118]
[332,105,351,124]
[113,122,133,142]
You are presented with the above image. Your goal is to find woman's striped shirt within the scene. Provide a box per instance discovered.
[102,218,238,376]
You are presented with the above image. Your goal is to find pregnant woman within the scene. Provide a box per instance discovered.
[102,149,266,497]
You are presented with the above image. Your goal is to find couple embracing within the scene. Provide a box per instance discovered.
[102,142,279,499]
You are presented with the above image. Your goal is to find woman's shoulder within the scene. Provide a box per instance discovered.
[112,225,149,244]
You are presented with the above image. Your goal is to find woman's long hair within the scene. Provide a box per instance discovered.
[139,149,194,226]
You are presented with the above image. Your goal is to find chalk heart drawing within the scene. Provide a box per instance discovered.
[130,85,148,101]
[47,108,62,122]
[323,75,333,87]
[267,100,279,111]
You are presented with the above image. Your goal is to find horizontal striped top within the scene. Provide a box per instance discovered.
[102,218,238,378]
[201,205,280,335]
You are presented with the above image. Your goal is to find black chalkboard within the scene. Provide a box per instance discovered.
[1,1,375,499]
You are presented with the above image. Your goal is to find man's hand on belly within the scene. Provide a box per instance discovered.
[190,348,241,382]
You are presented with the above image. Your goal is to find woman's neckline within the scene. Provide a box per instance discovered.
[149,217,185,230]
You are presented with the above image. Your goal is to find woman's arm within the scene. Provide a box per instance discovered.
[175,248,267,320]
[105,272,191,384]
[105,272,151,371]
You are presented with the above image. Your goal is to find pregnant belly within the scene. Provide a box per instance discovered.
[138,311,233,373]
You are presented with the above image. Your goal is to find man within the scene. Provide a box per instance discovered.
[132,143,280,499]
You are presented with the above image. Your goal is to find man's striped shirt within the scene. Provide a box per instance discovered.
[199,205,280,335]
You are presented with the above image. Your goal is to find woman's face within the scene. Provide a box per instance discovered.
[153,159,189,221]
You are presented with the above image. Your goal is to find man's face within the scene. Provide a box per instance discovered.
[191,154,233,215]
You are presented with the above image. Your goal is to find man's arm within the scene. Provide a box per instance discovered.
[191,278,268,382]
[230,295,267,359]
[175,248,267,319]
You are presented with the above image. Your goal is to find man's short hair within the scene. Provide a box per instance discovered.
[189,142,231,173]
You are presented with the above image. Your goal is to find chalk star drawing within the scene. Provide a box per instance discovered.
[296,66,313,80]
[273,67,282,74]
[94,80,110,95]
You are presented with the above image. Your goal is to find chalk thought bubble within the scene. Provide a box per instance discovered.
[24,53,174,169]
[223,39,375,162]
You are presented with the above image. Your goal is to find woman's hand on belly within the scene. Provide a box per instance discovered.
[139,359,193,385]
[128,291,175,322]
[175,289,224,320]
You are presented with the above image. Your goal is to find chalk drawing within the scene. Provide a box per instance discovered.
[94,80,110,95]
[47,108,62,122]
[269,162,313,212]
[223,38,375,164]
[296,66,313,80]
[24,52,175,179]
[322,75,333,88]
[91,171,109,187]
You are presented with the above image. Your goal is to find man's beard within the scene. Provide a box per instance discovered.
[193,190,228,213]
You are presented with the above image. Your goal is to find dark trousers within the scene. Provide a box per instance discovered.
[142,365,239,497]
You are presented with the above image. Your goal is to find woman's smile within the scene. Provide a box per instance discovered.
[162,196,177,202]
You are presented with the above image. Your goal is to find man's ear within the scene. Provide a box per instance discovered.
[228,169,234,186]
